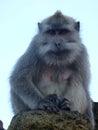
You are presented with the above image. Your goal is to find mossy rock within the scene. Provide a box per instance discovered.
[8,111,91,130]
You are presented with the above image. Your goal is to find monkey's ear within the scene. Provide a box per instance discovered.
[75,21,80,31]
[38,22,42,31]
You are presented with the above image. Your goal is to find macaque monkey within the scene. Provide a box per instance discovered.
[10,11,95,129]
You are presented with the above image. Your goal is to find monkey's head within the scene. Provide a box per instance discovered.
[34,11,83,66]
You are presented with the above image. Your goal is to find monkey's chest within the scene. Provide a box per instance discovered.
[38,71,70,97]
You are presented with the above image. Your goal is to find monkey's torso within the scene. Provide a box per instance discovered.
[35,65,88,114]
[37,67,72,97]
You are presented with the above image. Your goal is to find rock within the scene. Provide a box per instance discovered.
[93,102,98,130]
[8,110,91,130]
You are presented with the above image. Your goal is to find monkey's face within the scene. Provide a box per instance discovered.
[36,12,82,66]
[36,27,82,66]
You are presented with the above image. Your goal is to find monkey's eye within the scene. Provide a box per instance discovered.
[46,29,56,35]
[58,29,70,35]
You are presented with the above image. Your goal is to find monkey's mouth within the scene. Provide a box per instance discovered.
[49,50,70,56]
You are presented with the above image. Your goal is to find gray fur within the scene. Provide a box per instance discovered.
[10,11,94,129]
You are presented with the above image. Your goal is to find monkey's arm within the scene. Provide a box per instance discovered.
[10,55,60,112]
[62,53,94,129]
[10,51,46,109]
[10,67,43,110]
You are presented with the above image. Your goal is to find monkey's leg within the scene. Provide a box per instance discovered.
[85,102,95,130]
[65,85,88,114]
[11,91,30,114]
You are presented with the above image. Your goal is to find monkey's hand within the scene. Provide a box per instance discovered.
[37,94,60,113]
[59,98,71,111]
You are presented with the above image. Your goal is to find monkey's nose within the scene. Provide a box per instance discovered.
[55,42,61,48]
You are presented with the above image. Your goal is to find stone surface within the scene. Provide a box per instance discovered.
[93,102,98,130]
[8,110,91,130]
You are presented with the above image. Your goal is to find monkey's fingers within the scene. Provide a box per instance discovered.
[38,100,60,113]
[59,98,71,111]
[46,105,60,113]
[45,94,60,105]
